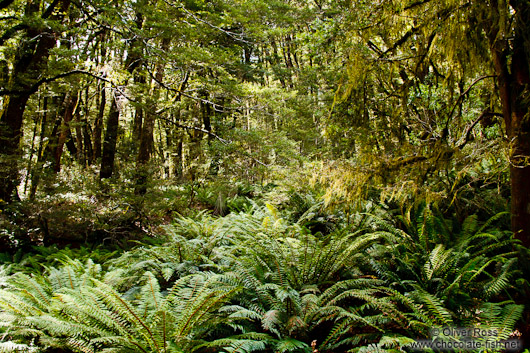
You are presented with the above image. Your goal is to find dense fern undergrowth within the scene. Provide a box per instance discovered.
[0,188,526,353]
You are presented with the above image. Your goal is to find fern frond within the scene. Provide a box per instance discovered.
[492,304,524,340]
[274,338,310,353]
[410,289,453,326]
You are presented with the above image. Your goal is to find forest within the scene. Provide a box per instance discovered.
[1,0,530,352]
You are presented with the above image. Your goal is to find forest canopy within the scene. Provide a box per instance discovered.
[1,0,530,352]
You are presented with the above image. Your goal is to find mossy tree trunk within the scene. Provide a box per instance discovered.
[0,0,70,203]
[486,0,530,248]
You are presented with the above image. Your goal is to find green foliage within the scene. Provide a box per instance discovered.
[0,203,526,353]
[2,0,529,351]
[315,205,523,352]
[0,265,244,352]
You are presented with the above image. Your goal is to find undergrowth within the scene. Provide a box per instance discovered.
[0,201,525,352]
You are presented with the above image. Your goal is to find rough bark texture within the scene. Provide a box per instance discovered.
[135,110,154,195]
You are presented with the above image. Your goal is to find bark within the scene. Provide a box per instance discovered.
[29,96,48,200]
[174,139,183,179]
[135,107,154,194]
[94,82,105,160]
[30,95,65,197]
[131,75,145,149]
[202,95,220,176]
[133,105,144,145]
[74,98,85,165]
[169,112,184,180]
[128,10,146,159]
[269,38,286,88]
[486,2,530,341]
[487,0,530,248]
[0,0,70,203]
[507,0,530,248]
[136,110,154,164]
[93,32,107,161]
[100,96,120,179]
[170,73,188,180]
[65,128,78,160]
[23,97,41,195]
[0,94,31,202]
[135,37,169,194]
[53,94,77,173]
[83,121,93,166]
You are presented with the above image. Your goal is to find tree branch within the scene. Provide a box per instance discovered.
[157,116,230,144]
[404,0,432,11]
[386,155,428,170]
[0,70,137,106]
[381,3,466,59]
[0,0,15,9]
[0,23,29,46]
[161,0,251,44]
[458,111,503,149]
[0,70,100,96]
[444,75,496,130]
[69,0,127,37]
[144,63,239,114]
[156,115,270,167]
[381,25,421,58]
[42,0,61,19]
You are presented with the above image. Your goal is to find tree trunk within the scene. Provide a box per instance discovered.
[134,38,169,194]
[93,32,107,161]
[0,0,70,203]
[488,0,530,343]
[94,82,106,161]
[83,121,93,166]
[73,100,84,166]
[0,94,31,202]
[485,0,530,247]
[135,107,154,194]
[100,96,120,179]
[83,84,93,165]
[174,138,183,179]
[53,94,77,173]
[23,96,42,195]
[29,96,48,200]
[30,95,65,198]
[508,0,530,249]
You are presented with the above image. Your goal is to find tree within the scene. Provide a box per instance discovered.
[340,0,530,246]
[0,0,71,203]
[335,0,530,340]
[484,0,530,249]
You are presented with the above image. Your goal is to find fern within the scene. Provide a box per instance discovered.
[0,204,523,353]
[478,302,524,340]
[274,337,311,353]
[0,266,248,352]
